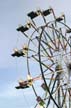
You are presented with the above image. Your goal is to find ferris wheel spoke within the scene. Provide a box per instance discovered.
[44,29,57,48]
[46,74,58,107]
[39,43,54,63]
[61,87,67,107]
[51,24,57,47]
[32,55,54,72]
[41,39,55,51]
[43,31,54,56]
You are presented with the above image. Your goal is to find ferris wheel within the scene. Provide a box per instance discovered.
[11,7,71,108]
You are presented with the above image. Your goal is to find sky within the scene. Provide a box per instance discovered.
[0,0,71,108]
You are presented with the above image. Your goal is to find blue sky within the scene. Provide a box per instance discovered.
[0,0,71,108]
